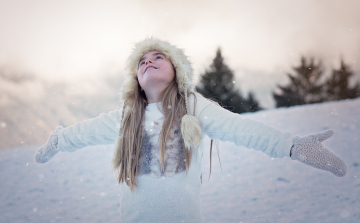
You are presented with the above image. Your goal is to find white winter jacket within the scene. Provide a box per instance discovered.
[56,92,293,222]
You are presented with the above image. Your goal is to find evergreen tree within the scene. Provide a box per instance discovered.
[196,48,251,113]
[246,91,262,112]
[324,59,360,101]
[273,57,325,107]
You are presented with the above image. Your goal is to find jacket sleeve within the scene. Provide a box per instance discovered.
[190,92,293,158]
[56,109,122,152]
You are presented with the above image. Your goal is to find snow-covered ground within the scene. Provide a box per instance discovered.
[1,99,359,223]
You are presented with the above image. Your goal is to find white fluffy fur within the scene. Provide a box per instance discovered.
[121,38,202,150]
[181,114,202,150]
[122,38,193,98]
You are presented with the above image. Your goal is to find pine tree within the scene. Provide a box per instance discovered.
[273,56,325,107]
[196,48,250,113]
[246,91,262,112]
[324,59,360,101]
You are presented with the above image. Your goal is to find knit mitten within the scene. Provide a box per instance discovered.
[290,130,347,177]
[35,126,63,163]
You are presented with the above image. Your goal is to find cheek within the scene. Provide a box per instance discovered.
[137,67,144,79]
[169,70,175,80]
[137,72,143,86]
[164,62,175,79]
[169,66,176,80]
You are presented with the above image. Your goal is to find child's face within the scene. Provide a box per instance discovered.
[137,50,175,93]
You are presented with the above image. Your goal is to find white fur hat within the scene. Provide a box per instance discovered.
[120,38,202,150]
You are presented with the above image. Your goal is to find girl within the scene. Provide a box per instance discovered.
[35,38,347,223]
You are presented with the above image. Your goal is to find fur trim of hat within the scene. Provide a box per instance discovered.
[119,37,202,150]
[121,38,193,106]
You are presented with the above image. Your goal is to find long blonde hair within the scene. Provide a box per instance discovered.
[112,74,218,191]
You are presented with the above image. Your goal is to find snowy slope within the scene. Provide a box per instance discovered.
[0,98,359,223]
[0,73,121,149]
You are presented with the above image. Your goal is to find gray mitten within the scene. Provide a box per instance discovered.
[290,130,347,177]
[35,126,63,163]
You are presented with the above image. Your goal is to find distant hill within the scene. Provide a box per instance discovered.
[0,72,121,149]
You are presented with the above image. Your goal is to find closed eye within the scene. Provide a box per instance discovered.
[138,60,145,67]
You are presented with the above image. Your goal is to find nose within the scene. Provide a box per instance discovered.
[145,58,153,65]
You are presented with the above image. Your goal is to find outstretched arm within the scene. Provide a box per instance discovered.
[35,108,122,163]
[57,109,122,152]
[192,93,292,158]
[192,92,347,177]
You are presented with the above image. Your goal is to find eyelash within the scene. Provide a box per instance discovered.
[139,56,163,67]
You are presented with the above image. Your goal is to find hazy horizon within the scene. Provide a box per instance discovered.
[1,0,360,108]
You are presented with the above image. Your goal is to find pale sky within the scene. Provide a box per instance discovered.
[1,0,359,107]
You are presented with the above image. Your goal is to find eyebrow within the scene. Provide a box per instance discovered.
[139,52,165,64]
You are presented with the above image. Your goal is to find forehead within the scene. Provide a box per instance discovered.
[139,50,165,61]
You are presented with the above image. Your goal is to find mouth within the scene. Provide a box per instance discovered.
[144,65,158,73]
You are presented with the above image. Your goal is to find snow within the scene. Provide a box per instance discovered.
[1,98,359,222]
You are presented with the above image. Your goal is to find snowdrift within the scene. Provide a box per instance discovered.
[1,98,359,222]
